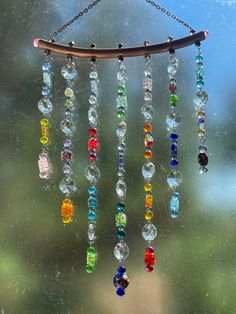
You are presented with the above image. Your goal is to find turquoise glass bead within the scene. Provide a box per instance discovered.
[170,192,180,218]
[196,55,203,63]
[117,202,125,212]
[196,80,204,89]
[88,186,97,195]
[88,212,97,220]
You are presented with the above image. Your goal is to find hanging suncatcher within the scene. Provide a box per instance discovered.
[33,0,209,297]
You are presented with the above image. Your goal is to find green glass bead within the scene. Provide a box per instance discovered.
[115,212,127,227]
[118,85,126,95]
[87,246,96,254]
[86,265,95,273]
[196,55,203,63]
[117,111,125,118]
[169,95,179,104]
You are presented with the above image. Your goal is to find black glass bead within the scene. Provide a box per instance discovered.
[198,153,208,166]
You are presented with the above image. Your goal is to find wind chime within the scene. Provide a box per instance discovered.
[34,0,209,297]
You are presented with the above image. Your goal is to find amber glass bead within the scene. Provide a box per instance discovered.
[41,126,48,137]
[144,151,152,159]
[144,123,152,133]
[144,184,152,192]
[145,194,153,207]
[197,111,205,119]
[40,136,50,145]
[61,198,74,224]
[144,210,154,221]
[198,129,206,137]
[64,88,74,98]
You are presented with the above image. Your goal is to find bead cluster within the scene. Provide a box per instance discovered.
[166,51,182,219]
[85,58,100,273]
[59,58,78,224]
[37,55,53,179]
[141,54,157,272]
[194,45,209,174]
[113,56,129,297]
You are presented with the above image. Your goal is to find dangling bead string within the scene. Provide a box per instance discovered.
[37,51,53,180]
[59,52,78,224]
[85,52,100,273]
[141,50,157,272]
[194,42,209,174]
[166,47,183,219]
[113,51,129,297]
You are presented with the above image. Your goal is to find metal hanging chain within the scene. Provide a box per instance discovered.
[52,0,195,38]
[145,0,195,32]
[52,0,103,38]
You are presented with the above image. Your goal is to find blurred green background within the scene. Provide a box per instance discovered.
[0,0,236,313]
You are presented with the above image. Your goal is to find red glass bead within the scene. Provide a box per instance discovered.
[169,83,177,93]
[144,246,156,271]
[61,151,73,161]
[88,128,97,136]
[88,153,96,161]
[88,138,99,151]
[144,135,154,148]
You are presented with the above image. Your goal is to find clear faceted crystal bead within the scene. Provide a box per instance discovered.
[166,112,182,129]
[114,242,129,261]
[193,91,208,110]
[61,63,77,80]
[116,121,127,138]
[117,70,125,81]
[142,223,157,241]
[144,66,152,76]
[118,167,126,177]
[88,106,98,127]
[116,179,127,198]
[89,95,97,105]
[167,170,183,188]
[60,117,76,136]
[90,71,98,80]
[43,72,52,88]
[59,176,77,194]
[143,78,153,91]
[141,103,154,122]
[144,92,152,102]
[38,98,53,115]
[142,161,155,179]
[88,221,96,241]
[91,80,98,95]
[85,165,100,183]
[167,57,179,75]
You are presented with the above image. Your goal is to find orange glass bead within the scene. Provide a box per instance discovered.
[144,184,152,192]
[144,151,152,159]
[61,198,74,224]
[144,123,152,133]
[145,194,153,207]
[145,210,154,221]
[41,126,48,137]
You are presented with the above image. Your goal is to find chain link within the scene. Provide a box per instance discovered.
[52,0,194,38]
[145,0,195,32]
[52,0,103,37]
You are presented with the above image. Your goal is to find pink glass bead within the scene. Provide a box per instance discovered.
[61,151,73,161]
[88,153,96,161]
[33,38,40,48]
[38,153,52,179]
[88,138,99,151]
[169,83,177,93]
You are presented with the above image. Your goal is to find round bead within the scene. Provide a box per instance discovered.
[117,266,126,274]
[88,153,96,161]
[170,158,179,167]
[167,170,183,188]
[145,265,154,272]
[170,133,178,141]
[142,161,155,179]
[88,212,97,220]
[169,95,179,104]
[88,128,97,136]
[169,83,177,93]
[144,151,152,159]
[196,80,204,89]
[145,210,154,221]
[64,88,74,98]
[40,118,49,127]
[38,98,53,115]
[61,63,77,80]
[60,117,76,136]
[144,184,152,192]
[198,153,208,166]
[144,123,152,133]
[114,242,129,261]
[117,230,126,239]
[166,113,181,129]
[167,57,179,75]
[196,55,203,63]
[117,202,125,212]
[86,265,95,273]
[199,145,207,153]
[113,274,130,289]
[59,176,77,194]
[40,136,50,145]
[88,186,96,194]
[198,129,206,137]
[199,166,208,174]
[144,134,154,148]
[118,85,126,95]
[197,111,206,119]
[116,288,125,297]
[117,110,125,118]
[85,165,100,183]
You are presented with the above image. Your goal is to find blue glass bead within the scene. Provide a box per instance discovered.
[171,144,178,155]
[117,202,125,212]
[88,212,97,220]
[42,63,52,72]
[88,186,97,195]
[196,80,204,89]
[117,230,126,239]
[170,159,179,167]
[116,288,125,297]
[170,133,179,141]
[170,192,180,219]
[195,55,203,63]
[117,266,126,274]
[42,86,51,97]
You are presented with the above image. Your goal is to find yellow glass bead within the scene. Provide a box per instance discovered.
[61,198,74,224]
[144,210,154,221]
[40,119,49,127]
[144,184,152,192]
[144,151,152,159]
[196,111,205,119]
[144,123,152,133]
[65,88,74,98]
[145,194,153,207]
[40,136,50,145]
[198,129,206,137]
